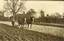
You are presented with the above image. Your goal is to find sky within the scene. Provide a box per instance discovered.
[25,1,64,15]
[0,0,64,17]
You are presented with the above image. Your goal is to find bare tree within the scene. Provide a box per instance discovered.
[26,9,36,17]
[55,12,61,18]
[40,10,44,17]
[4,0,26,26]
[0,9,7,17]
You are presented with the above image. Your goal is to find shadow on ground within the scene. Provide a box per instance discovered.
[0,23,64,41]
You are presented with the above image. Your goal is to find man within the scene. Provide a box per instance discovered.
[11,18,15,26]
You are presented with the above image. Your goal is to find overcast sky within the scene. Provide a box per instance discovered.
[25,1,64,15]
[0,0,64,17]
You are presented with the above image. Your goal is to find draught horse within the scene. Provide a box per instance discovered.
[17,14,25,28]
[26,16,34,29]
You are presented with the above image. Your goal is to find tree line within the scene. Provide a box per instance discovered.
[35,10,64,24]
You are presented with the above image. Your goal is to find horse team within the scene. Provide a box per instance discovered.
[11,14,34,29]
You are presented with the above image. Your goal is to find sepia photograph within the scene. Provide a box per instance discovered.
[0,0,64,41]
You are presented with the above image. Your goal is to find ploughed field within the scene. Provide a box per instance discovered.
[0,23,64,41]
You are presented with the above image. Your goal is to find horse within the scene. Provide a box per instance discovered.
[26,16,34,29]
[17,18,25,28]
[16,14,26,28]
